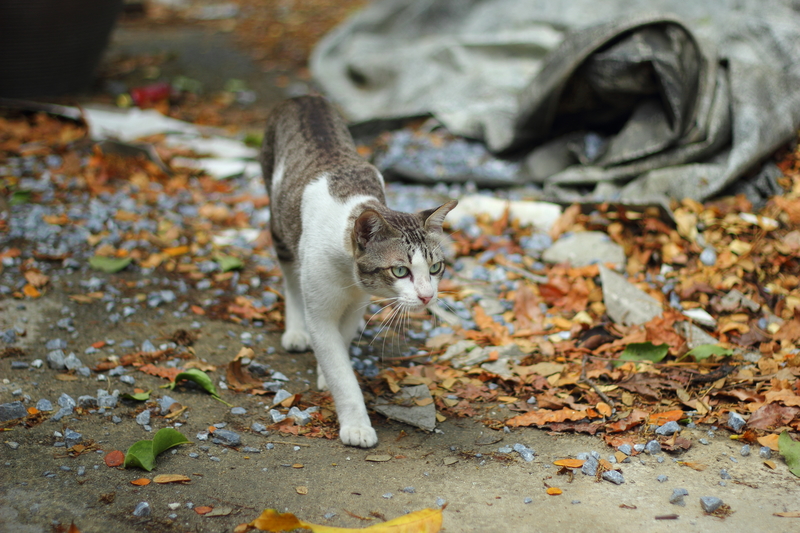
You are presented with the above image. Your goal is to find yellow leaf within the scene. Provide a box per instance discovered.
[246,507,443,532]
[546,487,562,495]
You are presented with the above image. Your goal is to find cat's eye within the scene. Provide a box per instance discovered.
[429,262,444,275]
[391,266,410,278]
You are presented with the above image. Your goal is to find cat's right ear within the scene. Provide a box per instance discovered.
[354,209,389,249]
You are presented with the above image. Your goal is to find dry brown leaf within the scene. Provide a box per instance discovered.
[130,478,151,486]
[154,474,191,484]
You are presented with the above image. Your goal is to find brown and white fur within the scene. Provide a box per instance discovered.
[260,96,456,448]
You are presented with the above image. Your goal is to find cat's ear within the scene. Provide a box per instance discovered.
[421,200,458,233]
[354,209,391,249]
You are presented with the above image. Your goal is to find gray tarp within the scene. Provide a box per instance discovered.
[310,0,800,203]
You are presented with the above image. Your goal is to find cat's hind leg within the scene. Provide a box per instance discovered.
[279,259,311,351]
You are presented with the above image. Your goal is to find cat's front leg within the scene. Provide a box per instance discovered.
[306,308,377,448]
[278,259,311,351]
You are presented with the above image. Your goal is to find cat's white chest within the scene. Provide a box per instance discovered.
[298,176,372,278]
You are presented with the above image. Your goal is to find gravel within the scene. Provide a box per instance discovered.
[655,421,681,436]
[670,488,688,506]
[211,429,241,446]
[133,501,151,517]
[0,401,28,422]
[728,412,746,432]
[602,470,624,485]
[700,496,723,513]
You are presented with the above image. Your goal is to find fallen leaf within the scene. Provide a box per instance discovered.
[130,478,151,486]
[245,507,443,532]
[154,474,191,484]
[765,460,778,469]
[779,431,800,477]
[206,507,233,517]
[758,434,780,451]
[195,506,214,515]
[546,487,562,495]
[365,455,392,462]
[55,374,79,381]
[88,256,131,273]
[296,486,308,495]
[677,461,706,471]
[553,459,585,469]
[22,284,41,298]
[615,342,669,367]
[774,511,800,518]
[67,521,81,533]
[105,450,125,467]
[605,409,648,433]
[649,410,685,425]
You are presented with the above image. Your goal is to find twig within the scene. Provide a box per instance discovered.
[493,256,549,284]
[264,441,311,447]
[580,355,615,407]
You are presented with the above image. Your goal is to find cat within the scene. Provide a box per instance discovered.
[260,96,457,448]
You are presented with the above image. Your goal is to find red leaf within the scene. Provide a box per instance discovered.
[104,450,124,467]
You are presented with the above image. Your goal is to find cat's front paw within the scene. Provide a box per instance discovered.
[339,424,378,448]
[281,330,311,352]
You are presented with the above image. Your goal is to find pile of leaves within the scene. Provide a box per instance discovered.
[2,102,800,457]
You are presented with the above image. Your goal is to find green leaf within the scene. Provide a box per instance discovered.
[166,368,232,406]
[89,256,132,273]
[779,431,800,477]
[124,439,156,471]
[614,342,669,367]
[152,427,190,457]
[124,428,190,471]
[214,254,243,272]
[122,390,152,401]
[681,344,734,361]
[10,190,32,205]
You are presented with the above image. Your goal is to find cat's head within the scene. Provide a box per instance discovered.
[352,200,458,312]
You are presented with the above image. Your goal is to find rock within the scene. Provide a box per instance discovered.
[740,444,751,457]
[119,375,136,385]
[759,447,772,459]
[133,502,151,517]
[581,455,599,476]
[77,396,97,409]
[11,361,28,369]
[682,308,717,328]
[58,393,76,409]
[599,265,662,326]
[36,399,53,412]
[657,475,668,483]
[51,406,73,422]
[211,429,241,446]
[373,384,437,431]
[720,469,731,480]
[438,339,478,363]
[728,412,746,432]
[287,406,311,425]
[674,321,719,350]
[230,407,247,415]
[645,440,661,454]
[700,496,723,513]
[699,247,717,266]
[670,488,688,506]
[250,422,267,433]
[97,393,118,409]
[63,352,83,371]
[0,401,27,422]
[543,231,626,269]
[719,289,760,312]
[271,389,293,406]
[602,470,624,484]
[64,429,82,448]
[655,421,681,436]
[46,350,67,370]
[159,396,178,414]
[269,409,286,423]
[135,410,151,426]
[617,444,633,456]
[513,443,535,462]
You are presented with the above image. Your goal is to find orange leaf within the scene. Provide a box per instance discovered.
[649,410,685,425]
[596,402,612,417]
[22,284,41,298]
[191,305,206,316]
[606,409,648,433]
[546,487,563,495]
[163,245,190,257]
[91,341,107,349]
[195,506,213,515]
[678,461,707,471]
[553,459,585,469]
[758,434,780,451]
[138,363,183,382]
[26,407,39,415]
[131,478,151,486]
[104,450,124,467]
[506,407,594,427]
[67,522,82,533]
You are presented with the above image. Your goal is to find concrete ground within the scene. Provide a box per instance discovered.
[2,8,800,533]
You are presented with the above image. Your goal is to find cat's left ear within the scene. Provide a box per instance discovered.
[421,200,458,232]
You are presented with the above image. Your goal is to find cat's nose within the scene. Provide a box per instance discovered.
[419,295,432,305]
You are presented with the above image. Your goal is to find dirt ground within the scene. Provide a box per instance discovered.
[2,4,800,533]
